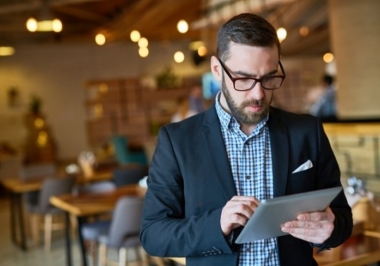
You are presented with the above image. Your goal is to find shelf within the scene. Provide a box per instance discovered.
[83,78,191,148]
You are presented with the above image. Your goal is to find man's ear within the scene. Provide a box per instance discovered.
[210,56,223,82]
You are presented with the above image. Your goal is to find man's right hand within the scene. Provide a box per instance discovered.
[220,196,260,236]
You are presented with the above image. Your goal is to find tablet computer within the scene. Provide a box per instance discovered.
[235,187,342,243]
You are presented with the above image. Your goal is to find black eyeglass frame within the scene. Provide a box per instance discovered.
[217,58,286,91]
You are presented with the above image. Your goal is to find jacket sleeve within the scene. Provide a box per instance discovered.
[139,126,234,258]
[315,119,353,249]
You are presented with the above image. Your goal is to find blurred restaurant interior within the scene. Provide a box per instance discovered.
[1,0,380,265]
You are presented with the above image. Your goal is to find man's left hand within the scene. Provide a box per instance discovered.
[280,207,335,243]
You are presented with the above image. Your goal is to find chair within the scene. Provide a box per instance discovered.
[27,175,75,252]
[97,196,146,266]
[19,162,57,179]
[77,180,116,194]
[111,135,147,165]
[19,162,57,239]
[0,154,23,181]
[79,180,116,265]
[112,164,148,187]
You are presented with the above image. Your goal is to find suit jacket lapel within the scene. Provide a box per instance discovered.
[268,108,289,197]
[202,107,237,200]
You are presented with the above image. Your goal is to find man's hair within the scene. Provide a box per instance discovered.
[216,13,281,61]
[323,74,334,85]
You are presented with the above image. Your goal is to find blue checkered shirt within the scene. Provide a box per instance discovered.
[215,95,280,265]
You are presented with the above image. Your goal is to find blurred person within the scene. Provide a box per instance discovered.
[141,13,352,266]
[188,84,205,113]
[310,74,337,120]
[171,96,197,123]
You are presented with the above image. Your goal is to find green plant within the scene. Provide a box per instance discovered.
[155,67,179,89]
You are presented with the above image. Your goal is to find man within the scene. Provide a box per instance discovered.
[310,74,337,121]
[140,13,352,266]
[188,84,205,113]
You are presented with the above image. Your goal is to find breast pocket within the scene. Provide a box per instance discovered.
[288,168,316,193]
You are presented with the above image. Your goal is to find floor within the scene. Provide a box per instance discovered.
[0,194,83,266]
[0,193,176,266]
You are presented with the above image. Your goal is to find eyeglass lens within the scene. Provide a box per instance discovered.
[235,77,283,91]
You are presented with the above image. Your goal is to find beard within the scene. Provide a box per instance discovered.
[221,77,271,125]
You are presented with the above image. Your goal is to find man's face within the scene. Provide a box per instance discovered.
[211,43,279,126]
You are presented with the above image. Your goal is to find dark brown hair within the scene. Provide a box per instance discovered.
[216,13,281,61]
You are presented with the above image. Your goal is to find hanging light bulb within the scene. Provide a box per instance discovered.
[323,53,334,63]
[197,46,207,57]
[277,27,287,43]
[138,37,148,48]
[26,17,62,32]
[139,47,149,58]
[95,33,106,46]
[26,18,38,32]
[26,4,63,33]
[174,51,185,63]
[130,30,141,42]
[299,26,309,37]
[177,20,188,33]
[52,19,62,32]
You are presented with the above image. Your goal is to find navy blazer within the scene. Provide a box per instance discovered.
[140,105,352,266]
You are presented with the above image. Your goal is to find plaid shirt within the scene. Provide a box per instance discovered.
[215,95,280,265]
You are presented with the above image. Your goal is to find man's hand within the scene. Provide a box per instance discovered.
[281,207,335,243]
[220,196,260,236]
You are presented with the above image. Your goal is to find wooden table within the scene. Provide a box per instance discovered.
[315,233,380,266]
[313,219,380,266]
[0,170,113,251]
[1,177,42,250]
[50,184,146,266]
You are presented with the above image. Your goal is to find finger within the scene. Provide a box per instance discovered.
[226,198,260,212]
[221,204,256,234]
[230,196,260,205]
[297,212,323,221]
[284,220,323,229]
[297,208,334,222]
[282,220,333,230]
[281,221,334,243]
[282,227,332,243]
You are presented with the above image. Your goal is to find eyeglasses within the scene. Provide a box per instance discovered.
[217,58,286,91]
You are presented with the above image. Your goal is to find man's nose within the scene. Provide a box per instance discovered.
[247,82,265,100]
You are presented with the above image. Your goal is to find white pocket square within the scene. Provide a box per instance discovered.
[292,160,313,173]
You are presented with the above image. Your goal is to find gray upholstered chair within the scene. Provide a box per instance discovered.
[78,181,116,265]
[77,180,116,194]
[112,164,148,187]
[19,162,57,211]
[97,196,146,266]
[27,175,75,252]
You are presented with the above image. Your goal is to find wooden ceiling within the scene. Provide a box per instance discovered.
[0,0,329,56]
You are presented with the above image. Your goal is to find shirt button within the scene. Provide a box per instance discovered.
[246,248,251,252]
[246,175,251,180]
